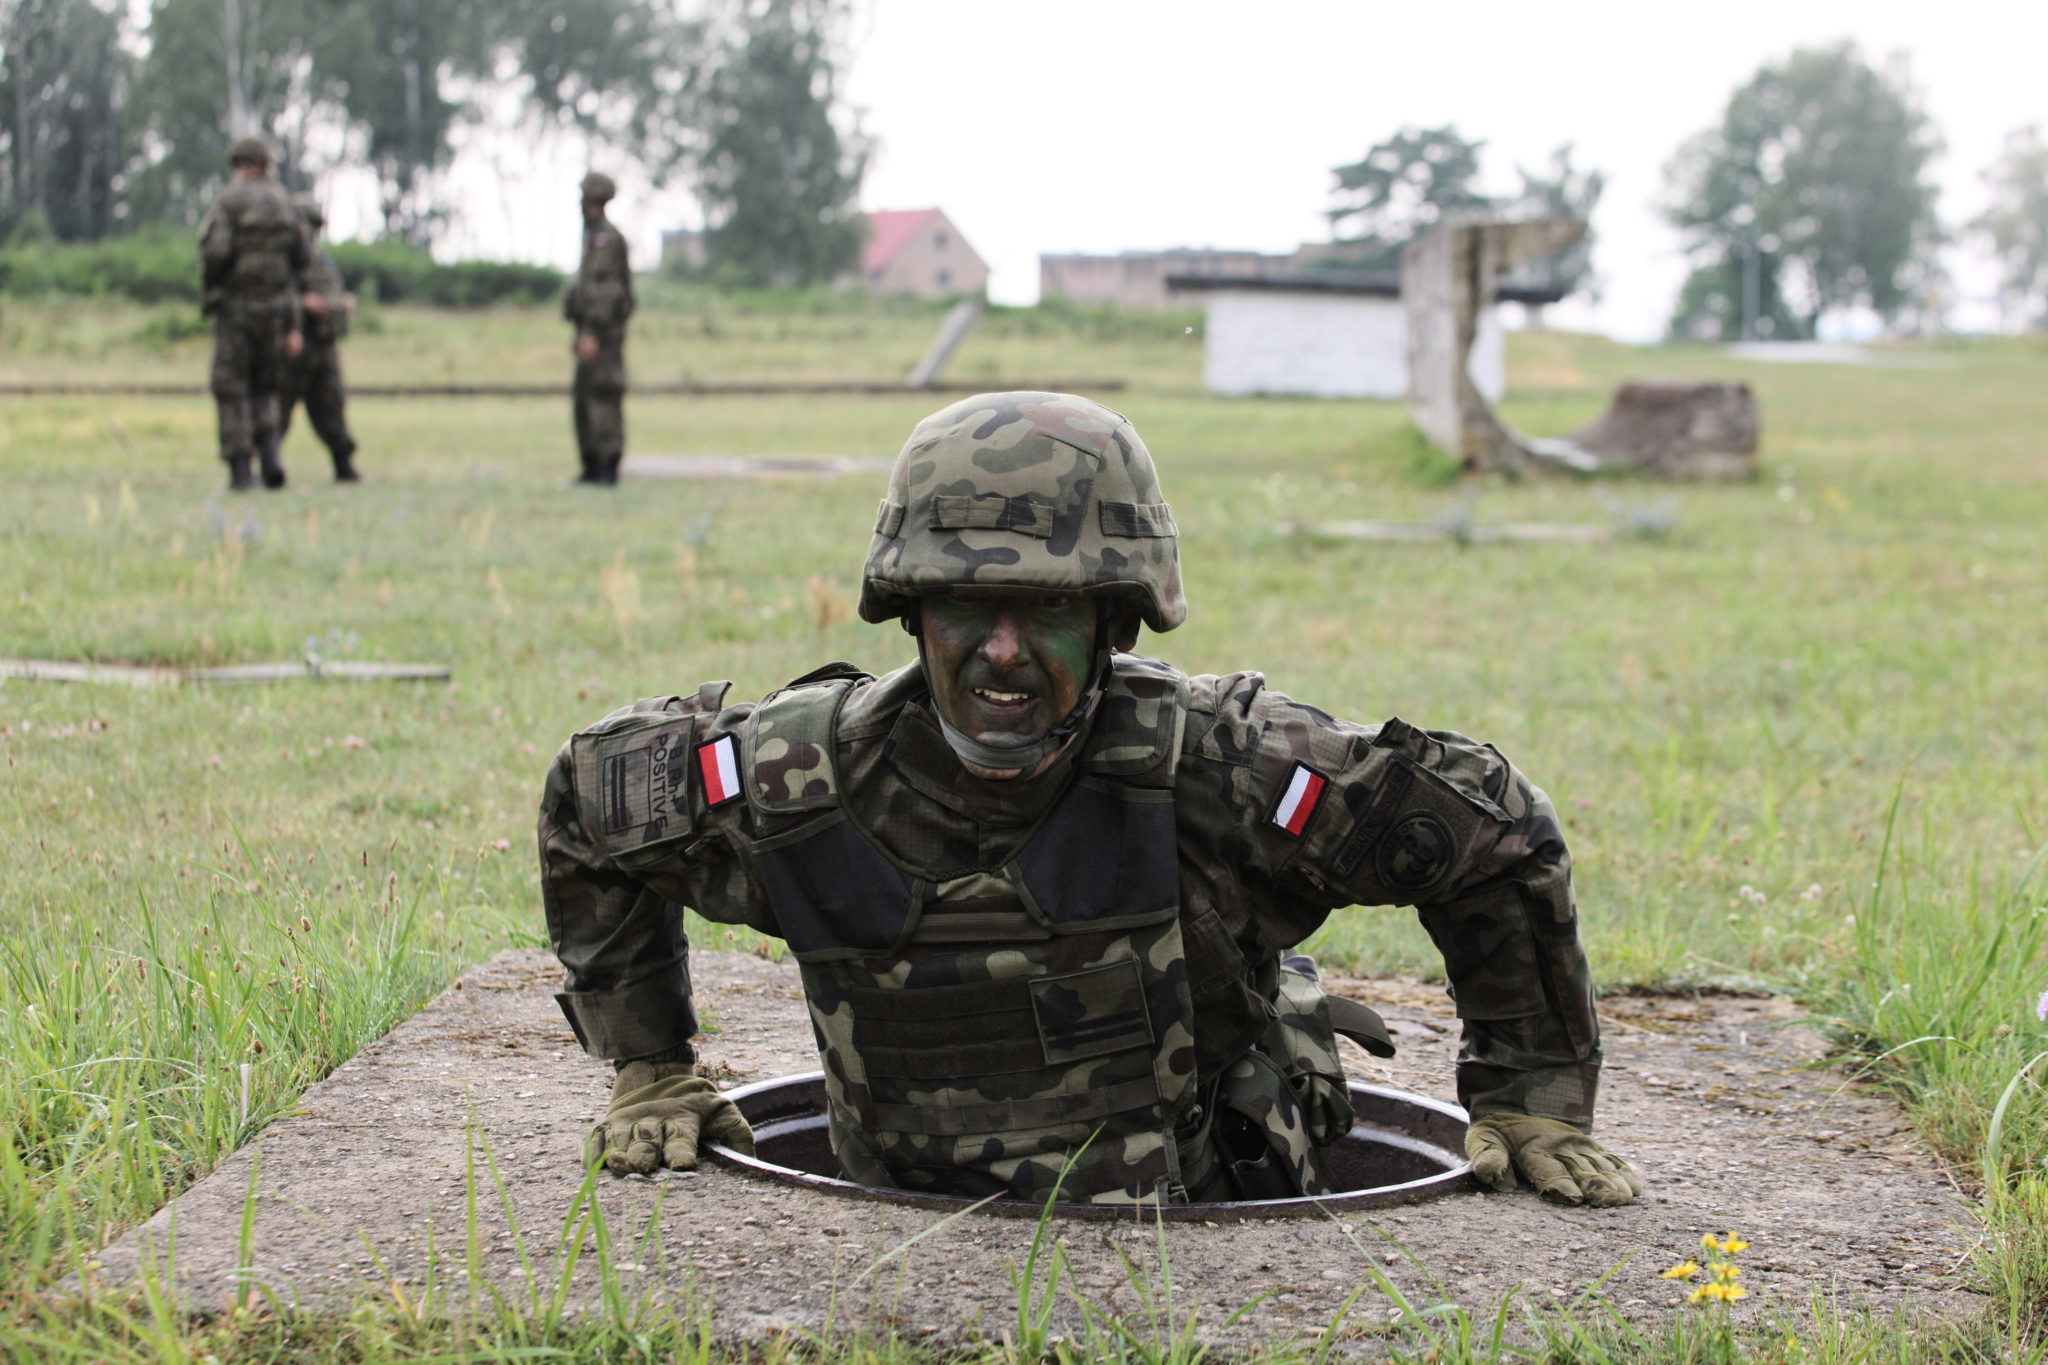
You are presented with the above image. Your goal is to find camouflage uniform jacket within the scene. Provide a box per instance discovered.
[197,177,308,321]
[297,249,350,347]
[539,656,1605,1145]
[563,214,633,342]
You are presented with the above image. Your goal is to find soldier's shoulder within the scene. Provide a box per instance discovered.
[1181,669,1381,777]
[571,681,746,739]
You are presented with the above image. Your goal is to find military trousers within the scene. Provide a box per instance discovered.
[281,344,356,472]
[209,303,290,467]
[572,341,627,483]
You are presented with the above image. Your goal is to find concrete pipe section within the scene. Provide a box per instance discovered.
[705,1072,1470,1220]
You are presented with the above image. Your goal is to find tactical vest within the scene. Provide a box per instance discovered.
[738,657,1204,1205]
[218,182,302,301]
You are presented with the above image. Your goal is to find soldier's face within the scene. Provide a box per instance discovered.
[920,592,1098,751]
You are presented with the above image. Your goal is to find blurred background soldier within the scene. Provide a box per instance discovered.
[563,172,634,486]
[282,195,361,483]
[197,137,307,491]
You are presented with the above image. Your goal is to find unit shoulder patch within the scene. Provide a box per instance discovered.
[1375,809,1455,892]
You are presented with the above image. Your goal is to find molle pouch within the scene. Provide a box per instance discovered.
[571,713,701,874]
[1262,954,1379,1149]
[1214,1049,1321,1199]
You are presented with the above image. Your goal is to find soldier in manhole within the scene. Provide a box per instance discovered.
[538,392,1644,1209]
[197,136,308,492]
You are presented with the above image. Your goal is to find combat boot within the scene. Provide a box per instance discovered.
[332,446,360,483]
[598,455,623,486]
[257,433,287,490]
[226,455,255,492]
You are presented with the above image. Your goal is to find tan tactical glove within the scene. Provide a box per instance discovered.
[584,1060,756,1176]
[1465,1113,1644,1208]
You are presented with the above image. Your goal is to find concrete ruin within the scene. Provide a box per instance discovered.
[77,950,1980,1350]
[1403,220,1761,480]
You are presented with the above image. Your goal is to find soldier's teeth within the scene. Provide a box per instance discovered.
[975,689,1030,703]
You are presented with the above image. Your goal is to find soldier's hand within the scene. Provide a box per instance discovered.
[1465,1113,1643,1208]
[584,1060,755,1176]
[573,333,600,360]
[303,292,330,316]
[284,330,304,359]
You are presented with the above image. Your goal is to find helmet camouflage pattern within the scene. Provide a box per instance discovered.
[859,391,1186,647]
[227,136,272,168]
[579,172,617,202]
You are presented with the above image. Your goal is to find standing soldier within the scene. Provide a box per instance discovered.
[563,172,634,486]
[281,195,361,483]
[198,137,308,492]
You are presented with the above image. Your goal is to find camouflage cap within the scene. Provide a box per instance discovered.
[580,172,617,203]
[292,192,325,227]
[859,392,1187,646]
[227,136,272,168]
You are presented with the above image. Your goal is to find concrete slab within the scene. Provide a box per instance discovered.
[82,950,1982,1348]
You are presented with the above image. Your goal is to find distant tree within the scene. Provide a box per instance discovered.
[1974,125,2048,330]
[125,0,323,227]
[695,0,868,287]
[1663,42,1942,340]
[0,0,128,241]
[1325,124,1491,268]
[1508,142,1605,300]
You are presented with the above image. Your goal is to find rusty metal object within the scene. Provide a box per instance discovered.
[705,1072,1470,1220]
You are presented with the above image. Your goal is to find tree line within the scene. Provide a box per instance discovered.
[0,0,866,287]
[1330,43,2048,337]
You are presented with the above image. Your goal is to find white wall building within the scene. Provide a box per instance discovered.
[1167,274,1561,400]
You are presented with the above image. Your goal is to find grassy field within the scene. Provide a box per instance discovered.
[0,295,2044,1361]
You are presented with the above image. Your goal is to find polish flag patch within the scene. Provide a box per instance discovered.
[1268,762,1329,839]
[696,734,742,809]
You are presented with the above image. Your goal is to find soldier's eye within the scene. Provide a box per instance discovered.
[1035,597,1073,612]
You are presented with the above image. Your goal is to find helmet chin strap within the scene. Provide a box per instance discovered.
[916,609,1113,776]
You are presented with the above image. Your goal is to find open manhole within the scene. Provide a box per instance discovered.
[705,1072,1470,1220]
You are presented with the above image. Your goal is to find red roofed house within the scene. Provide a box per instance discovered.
[859,208,988,298]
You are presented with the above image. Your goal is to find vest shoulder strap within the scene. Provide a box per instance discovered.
[744,664,870,814]
[1081,654,1189,788]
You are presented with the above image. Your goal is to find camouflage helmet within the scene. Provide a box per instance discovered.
[227,136,272,168]
[858,391,1186,648]
[292,192,325,228]
[579,172,616,203]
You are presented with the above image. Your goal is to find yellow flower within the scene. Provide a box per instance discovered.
[1717,1234,1750,1254]
[1687,1283,1718,1304]
[1710,1262,1742,1282]
[1722,1283,1748,1301]
[1662,1261,1700,1279]
[1700,1233,1718,1251]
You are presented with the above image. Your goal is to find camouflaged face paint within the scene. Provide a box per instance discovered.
[919,593,1099,752]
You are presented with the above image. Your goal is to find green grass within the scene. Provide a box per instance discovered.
[1,299,2045,1360]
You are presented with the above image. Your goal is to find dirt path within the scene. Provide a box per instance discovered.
[83,949,1981,1350]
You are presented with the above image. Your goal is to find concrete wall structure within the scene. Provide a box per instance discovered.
[1183,277,1508,400]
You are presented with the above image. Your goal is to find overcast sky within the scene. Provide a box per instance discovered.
[424,0,2048,340]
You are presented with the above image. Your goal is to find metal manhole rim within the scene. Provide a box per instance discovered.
[705,1070,1474,1221]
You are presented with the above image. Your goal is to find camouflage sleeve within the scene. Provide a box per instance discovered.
[537,683,777,1061]
[1182,672,1602,1131]
[197,206,233,291]
[615,233,635,322]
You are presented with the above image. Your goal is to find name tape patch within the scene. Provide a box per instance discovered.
[1268,761,1329,839]
[696,734,741,808]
